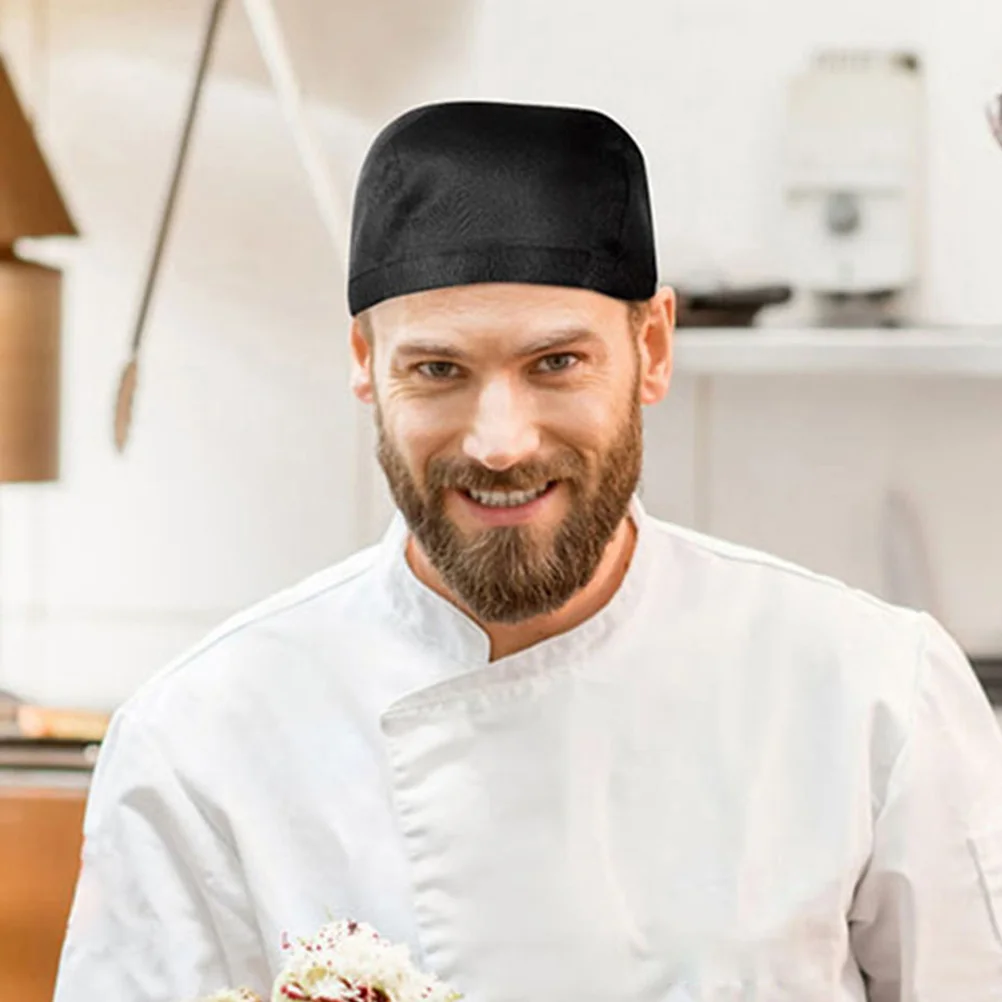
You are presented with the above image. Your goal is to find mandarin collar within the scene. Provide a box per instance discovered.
[376,495,655,675]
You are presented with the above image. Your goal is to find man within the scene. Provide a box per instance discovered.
[55,101,1002,1001]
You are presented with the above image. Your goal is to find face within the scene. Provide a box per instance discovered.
[352,283,674,623]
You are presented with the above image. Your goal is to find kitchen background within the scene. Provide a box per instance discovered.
[0,0,1001,717]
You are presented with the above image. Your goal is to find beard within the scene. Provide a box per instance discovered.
[375,384,643,625]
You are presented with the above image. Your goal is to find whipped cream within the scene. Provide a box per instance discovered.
[272,920,461,1002]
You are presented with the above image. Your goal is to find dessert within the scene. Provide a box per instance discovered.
[194,920,461,1002]
[273,920,460,1002]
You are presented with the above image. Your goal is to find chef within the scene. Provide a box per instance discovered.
[55,101,1002,1001]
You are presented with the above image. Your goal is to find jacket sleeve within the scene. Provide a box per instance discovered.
[848,613,1002,999]
[53,707,270,1002]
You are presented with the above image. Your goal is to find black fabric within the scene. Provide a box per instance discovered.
[347,101,657,315]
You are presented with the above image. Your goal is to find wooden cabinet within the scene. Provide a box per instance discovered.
[0,783,88,1002]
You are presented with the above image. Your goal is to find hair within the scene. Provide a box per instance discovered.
[626,298,650,334]
[356,309,375,343]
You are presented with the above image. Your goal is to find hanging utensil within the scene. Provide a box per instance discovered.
[112,0,228,453]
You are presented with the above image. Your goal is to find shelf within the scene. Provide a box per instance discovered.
[971,658,1002,707]
[672,328,1002,377]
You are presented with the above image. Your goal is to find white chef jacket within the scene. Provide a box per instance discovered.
[54,498,1002,1001]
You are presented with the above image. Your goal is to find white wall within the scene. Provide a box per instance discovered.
[0,0,1000,710]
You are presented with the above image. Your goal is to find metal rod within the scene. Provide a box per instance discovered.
[988,94,1002,151]
[240,0,349,271]
[241,0,364,538]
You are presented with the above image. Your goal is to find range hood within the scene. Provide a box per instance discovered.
[0,53,78,484]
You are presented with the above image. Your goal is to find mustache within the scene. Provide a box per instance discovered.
[425,454,587,494]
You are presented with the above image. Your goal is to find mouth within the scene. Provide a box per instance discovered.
[453,481,559,526]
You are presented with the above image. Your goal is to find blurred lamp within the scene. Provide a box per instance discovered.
[0,54,78,484]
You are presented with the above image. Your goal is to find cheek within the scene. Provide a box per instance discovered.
[381,398,462,467]
[537,389,622,450]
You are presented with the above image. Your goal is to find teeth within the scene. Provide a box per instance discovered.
[467,485,549,508]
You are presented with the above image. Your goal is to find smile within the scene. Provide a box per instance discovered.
[454,482,560,527]
[464,484,553,508]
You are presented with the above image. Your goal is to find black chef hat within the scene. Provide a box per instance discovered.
[347,100,657,316]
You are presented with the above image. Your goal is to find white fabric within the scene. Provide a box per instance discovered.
[54,499,1002,1001]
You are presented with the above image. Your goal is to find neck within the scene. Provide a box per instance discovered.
[405,513,638,662]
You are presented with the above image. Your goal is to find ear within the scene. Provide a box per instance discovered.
[350,319,374,404]
[637,286,674,406]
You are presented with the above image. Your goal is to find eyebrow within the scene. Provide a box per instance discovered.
[391,328,601,363]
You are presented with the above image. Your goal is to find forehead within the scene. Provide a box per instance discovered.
[367,283,630,355]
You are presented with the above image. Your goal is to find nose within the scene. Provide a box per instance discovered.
[462,375,540,470]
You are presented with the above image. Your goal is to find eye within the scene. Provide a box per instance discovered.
[416,361,462,381]
[535,353,580,374]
